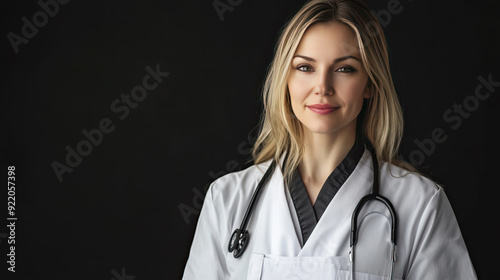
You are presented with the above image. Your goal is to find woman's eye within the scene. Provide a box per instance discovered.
[336,66,356,73]
[295,65,356,73]
[296,65,312,72]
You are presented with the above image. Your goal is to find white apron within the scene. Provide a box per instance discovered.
[247,254,399,280]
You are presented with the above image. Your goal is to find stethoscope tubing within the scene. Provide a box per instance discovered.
[227,143,397,279]
[228,160,277,258]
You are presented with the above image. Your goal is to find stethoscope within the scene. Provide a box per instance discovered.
[227,143,398,280]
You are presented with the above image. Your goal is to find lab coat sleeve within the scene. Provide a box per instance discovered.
[182,181,228,280]
[405,187,477,280]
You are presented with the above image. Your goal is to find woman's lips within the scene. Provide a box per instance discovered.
[307,104,339,115]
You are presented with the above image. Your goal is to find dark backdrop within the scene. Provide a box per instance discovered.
[1,0,498,279]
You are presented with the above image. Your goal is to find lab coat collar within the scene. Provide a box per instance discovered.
[251,147,373,257]
[298,148,373,256]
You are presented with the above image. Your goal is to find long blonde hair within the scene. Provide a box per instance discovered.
[252,0,415,185]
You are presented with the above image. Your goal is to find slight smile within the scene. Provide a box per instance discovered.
[306,104,340,115]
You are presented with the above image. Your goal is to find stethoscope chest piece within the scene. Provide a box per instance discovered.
[228,228,249,258]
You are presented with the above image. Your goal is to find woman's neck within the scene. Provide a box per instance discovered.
[298,122,357,189]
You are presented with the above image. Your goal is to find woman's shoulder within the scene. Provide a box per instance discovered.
[202,159,275,228]
[378,160,454,227]
[208,159,274,202]
[378,160,442,200]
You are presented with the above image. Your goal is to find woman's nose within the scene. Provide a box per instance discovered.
[315,70,334,96]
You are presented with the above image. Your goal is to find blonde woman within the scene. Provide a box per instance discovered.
[183,0,476,279]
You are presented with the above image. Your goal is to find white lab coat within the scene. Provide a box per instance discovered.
[182,149,477,279]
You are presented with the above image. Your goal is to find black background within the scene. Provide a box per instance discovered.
[1,0,499,279]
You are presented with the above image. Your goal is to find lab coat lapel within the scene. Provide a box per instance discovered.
[250,158,302,256]
[298,149,373,257]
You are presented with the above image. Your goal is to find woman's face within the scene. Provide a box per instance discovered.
[288,21,370,136]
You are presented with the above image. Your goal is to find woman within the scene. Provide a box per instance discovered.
[183,0,477,279]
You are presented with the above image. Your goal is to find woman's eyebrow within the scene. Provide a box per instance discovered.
[293,54,360,63]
